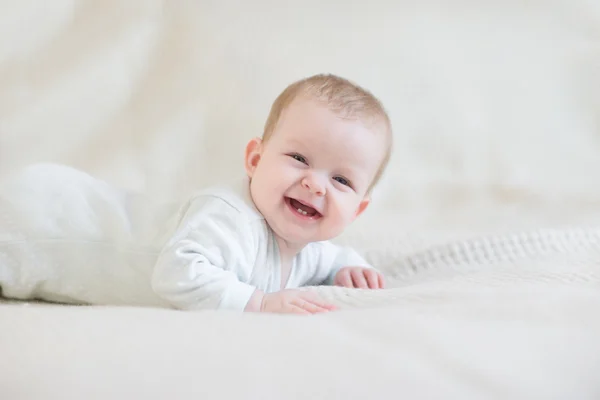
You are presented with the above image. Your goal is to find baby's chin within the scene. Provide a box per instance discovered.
[264,214,343,245]
[274,227,338,247]
[273,231,319,246]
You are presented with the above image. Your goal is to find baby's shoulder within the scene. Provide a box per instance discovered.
[183,179,264,224]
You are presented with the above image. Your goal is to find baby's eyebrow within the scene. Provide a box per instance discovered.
[337,167,366,181]
[284,138,308,149]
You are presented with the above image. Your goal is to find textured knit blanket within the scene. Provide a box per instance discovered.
[316,227,600,308]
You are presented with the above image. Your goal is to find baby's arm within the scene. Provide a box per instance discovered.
[152,195,335,313]
[152,195,258,311]
[244,289,265,312]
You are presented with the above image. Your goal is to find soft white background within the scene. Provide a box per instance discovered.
[1,0,599,234]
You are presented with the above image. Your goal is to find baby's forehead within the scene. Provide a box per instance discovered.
[283,120,386,162]
[269,96,391,165]
[287,96,387,131]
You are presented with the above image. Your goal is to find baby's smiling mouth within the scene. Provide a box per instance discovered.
[285,197,322,218]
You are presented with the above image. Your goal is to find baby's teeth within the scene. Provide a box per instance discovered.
[297,208,307,215]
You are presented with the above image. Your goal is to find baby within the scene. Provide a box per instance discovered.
[154,74,393,314]
[0,74,392,314]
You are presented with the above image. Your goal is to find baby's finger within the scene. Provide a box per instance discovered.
[288,305,312,315]
[299,292,337,311]
[299,300,331,314]
[313,300,337,311]
[292,297,332,313]
[364,269,380,289]
[351,269,369,289]
[337,272,354,288]
[378,272,386,289]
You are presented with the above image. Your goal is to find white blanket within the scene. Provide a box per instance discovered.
[2,227,600,399]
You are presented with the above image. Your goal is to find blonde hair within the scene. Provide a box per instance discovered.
[262,74,392,192]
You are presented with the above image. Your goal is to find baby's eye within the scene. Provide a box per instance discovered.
[333,176,351,187]
[289,154,307,164]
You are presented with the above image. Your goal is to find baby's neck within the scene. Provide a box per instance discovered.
[273,235,305,262]
[274,236,305,290]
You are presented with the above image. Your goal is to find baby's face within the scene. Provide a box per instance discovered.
[246,97,386,247]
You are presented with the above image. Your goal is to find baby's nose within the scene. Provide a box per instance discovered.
[302,176,326,196]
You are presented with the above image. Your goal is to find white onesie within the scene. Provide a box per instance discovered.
[0,163,370,310]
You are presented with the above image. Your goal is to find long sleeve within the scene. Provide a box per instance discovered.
[151,194,258,311]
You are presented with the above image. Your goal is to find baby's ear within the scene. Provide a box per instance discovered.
[354,196,370,220]
[244,137,263,177]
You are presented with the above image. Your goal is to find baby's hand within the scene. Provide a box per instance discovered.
[334,267,385,289]
[260,289,337,315]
